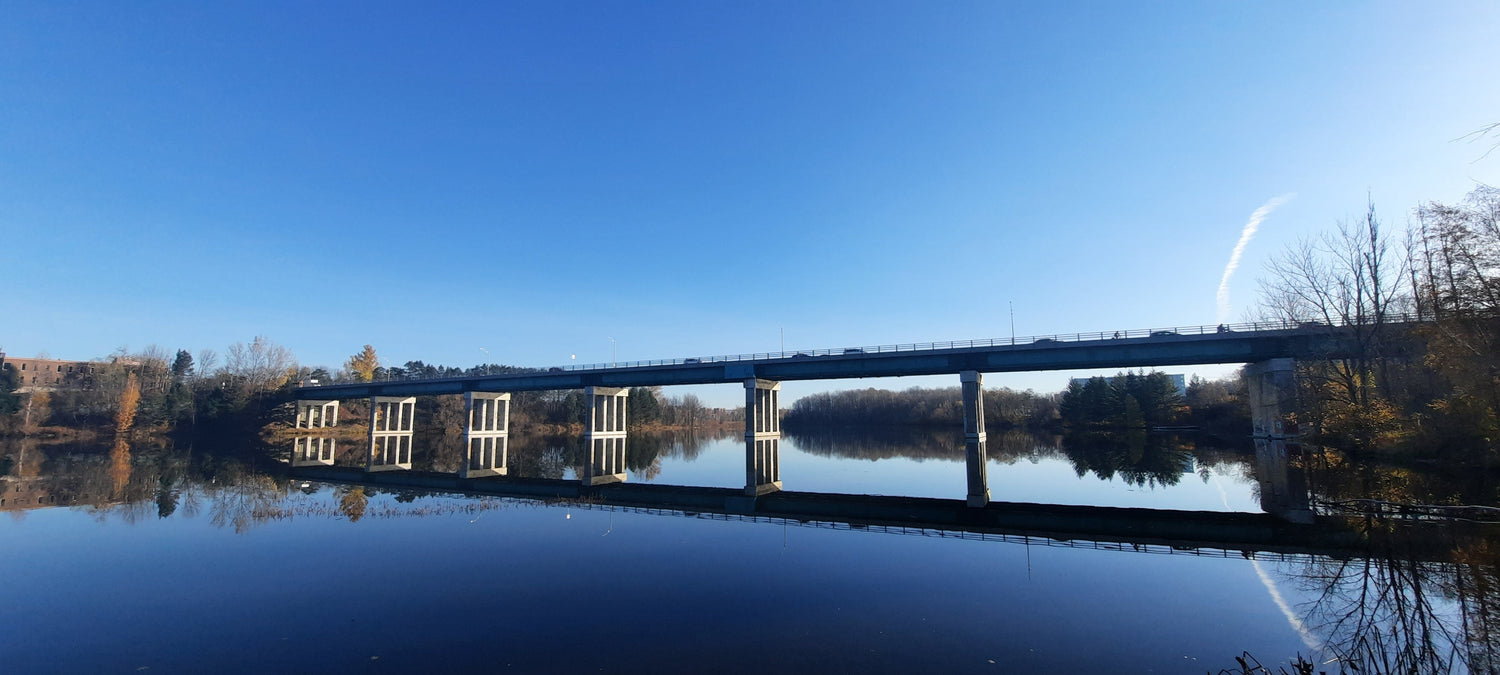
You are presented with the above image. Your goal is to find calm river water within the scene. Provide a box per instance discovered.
[2,429,1496,673]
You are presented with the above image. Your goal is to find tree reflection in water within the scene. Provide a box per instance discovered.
[1060,430,1199,488]
[786,427,1247,492]
[1267,523,1500,674]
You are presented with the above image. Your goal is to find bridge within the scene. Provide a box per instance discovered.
[291,318,1412,512]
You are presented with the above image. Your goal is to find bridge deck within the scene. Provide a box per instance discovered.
[298,322,1384,399]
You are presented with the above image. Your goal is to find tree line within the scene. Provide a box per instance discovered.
[782,385,1061,431]
[1,337,308,437]
[0,340,750,438]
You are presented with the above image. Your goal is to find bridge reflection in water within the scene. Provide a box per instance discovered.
[286,434,1467,563]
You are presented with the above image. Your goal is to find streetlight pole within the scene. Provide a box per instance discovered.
[609,337,616,367]
[780,324,784,354]
[1009,301,1015,343]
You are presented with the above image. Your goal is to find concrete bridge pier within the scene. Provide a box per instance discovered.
[368,396,415,472]
[462,392,510,478]
[744,379,782,496]
[962,371,990,507]
[582,386,628,486]
[291,436,336,467]
[295,400,339,428]
[1246,358,1298,438]
[1254,438,1313,523]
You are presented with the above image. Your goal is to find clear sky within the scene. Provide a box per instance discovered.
[3,1,1498,406]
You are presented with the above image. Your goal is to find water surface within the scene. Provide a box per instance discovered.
[2,431,1494,672]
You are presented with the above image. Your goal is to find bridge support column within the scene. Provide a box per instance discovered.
[1254,438,1312,523]
[295,400,339,428]
[582,387,628,486]
[1246,358,1298,439]
[744,379,782,496]
[462,392,510,478]
[291,436,336,467]
[367,396,415,472]
[961,371,990,507]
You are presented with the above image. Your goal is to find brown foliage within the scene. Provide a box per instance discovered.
[115,372,140,433]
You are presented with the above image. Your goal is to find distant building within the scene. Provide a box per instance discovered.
[1069,373,1187,397]
[0,352,98,393]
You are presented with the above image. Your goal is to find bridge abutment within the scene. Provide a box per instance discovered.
[744,379,782,496]
[582,386,628,486]
[368,396,415,472]
[1246,358,1298,439]
[295,400,339,428]
[463,392,510,478]
[962,371,990,507]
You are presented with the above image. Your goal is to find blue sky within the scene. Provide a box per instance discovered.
[3,2,1498,406]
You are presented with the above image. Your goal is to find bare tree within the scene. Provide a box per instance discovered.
[225,336,296,395]
[1411,185,1500,413]
[1258,199,1409,408]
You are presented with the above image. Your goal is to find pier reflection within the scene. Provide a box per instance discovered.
[367,435,412,472]
[1254,438,1311,523]
[582,436,626,486]
[291,436,336,467]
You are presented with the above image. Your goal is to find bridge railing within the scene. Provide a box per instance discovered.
[347,313,1424,385]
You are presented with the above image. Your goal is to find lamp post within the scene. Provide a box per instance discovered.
[609,337,616,367]
[1009,301,1015,343]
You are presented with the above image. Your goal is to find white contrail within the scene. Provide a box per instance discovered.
[1212,476,1322,652]
[1217,194,1296,323]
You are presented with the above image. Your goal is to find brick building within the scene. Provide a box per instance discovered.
[0,352,97,392]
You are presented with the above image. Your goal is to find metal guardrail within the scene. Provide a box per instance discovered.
[342,313,1424,386]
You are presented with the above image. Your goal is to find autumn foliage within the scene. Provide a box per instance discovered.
[115,372,140,433]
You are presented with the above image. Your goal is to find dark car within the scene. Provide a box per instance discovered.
[1150,330,1179,337]
[683,358,701,364]
[843,348,864,354]
[548,367,563,372]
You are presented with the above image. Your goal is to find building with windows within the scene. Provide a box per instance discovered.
[0,352,98,392]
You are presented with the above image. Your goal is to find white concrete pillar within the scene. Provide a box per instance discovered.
[368,396,416,472]
[1246,358,1298,438]
[463,392,511,478]
[296,400,339,429]
[961,371,990,507]
[744,379,783,496]
[582,387,629,486]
